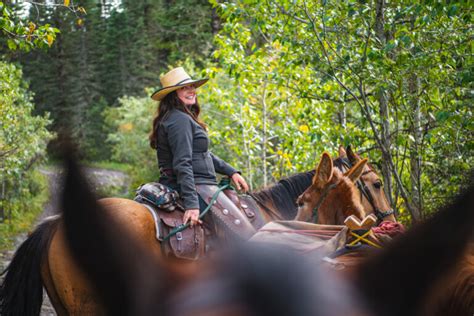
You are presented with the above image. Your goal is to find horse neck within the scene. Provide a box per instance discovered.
[251,170,315,221]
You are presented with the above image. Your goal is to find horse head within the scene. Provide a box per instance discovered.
[336,146,397,222]
[294,152,368,224]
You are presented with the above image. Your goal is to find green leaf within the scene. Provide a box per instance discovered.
[435,111,450,122]
[7,39,17,50]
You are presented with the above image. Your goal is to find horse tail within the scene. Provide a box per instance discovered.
[0,216,60,316]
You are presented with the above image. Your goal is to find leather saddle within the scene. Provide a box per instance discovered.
[140,203,205,261]
[139,185,264,260]
[195,184,257,240]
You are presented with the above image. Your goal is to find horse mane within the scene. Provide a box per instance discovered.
[251,170,315,219]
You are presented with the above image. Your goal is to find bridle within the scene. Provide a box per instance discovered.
[335,157,394,222]
[309,182,338,223]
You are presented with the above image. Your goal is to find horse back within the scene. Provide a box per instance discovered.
[46,198,161,314]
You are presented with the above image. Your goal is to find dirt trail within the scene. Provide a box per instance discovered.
[0,166,129,315]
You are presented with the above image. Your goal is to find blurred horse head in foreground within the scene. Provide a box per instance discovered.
[59,153,474,316]
[1,150,473,316]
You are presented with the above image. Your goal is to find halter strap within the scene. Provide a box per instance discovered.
[311,182,338,223]
[334,157,394,221]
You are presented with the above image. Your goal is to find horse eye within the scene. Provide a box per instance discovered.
[374,181,383,189]
[296,199,304,207]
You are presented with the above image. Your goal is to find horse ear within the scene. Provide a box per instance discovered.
[346,145,361,165]
[313,152,334,188]
[338,145,347,158]
[344,158,368,182]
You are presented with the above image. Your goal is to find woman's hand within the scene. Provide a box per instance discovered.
[231,173,249,192]
[183,209,202,227]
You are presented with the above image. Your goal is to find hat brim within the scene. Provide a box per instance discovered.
[151,78,209,101]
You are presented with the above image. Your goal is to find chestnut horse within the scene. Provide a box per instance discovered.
[53,156,474,316]
[311,148,473,315]
[4,150,473,316]
[335,146,397,223]
[0,152,369,315]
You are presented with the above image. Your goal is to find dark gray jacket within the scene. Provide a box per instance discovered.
[156,109,237,209]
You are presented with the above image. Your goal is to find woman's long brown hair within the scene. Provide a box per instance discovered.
[149,91,207,149]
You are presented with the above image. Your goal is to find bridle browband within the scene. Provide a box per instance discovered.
[334,157,394,221]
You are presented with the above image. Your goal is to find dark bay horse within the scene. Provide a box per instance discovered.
[0,152,369,315]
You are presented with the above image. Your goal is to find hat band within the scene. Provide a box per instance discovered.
[175,78,192,85]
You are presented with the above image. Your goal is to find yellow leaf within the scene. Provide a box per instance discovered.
[277,150,283,155]
[78,6,87,14]
[119,123,134,132]
[299,125,309,133]
[47,34,54,46]
[64,0,70,6]
[77,18,83,26]
[28,22,36,33]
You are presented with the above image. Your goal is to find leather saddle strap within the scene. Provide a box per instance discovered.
[196,184,256,240]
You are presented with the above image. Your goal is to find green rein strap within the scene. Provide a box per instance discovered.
[163,182,231,241]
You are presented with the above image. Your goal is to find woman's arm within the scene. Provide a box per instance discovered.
[210,152,249,192]
[210,152,238,176]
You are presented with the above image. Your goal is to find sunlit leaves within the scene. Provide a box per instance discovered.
[0,2,60,51]
[0,62,53,180]
[206,0,472,216]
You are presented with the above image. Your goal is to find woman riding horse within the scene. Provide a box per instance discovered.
[0,150,370,315]
[149,67,249,228]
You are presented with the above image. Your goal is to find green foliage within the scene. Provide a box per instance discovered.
[0,169,49,251]
[0,61,52,243]
[104,91,159,193]
[206,0,473,220]
[0,1,60,51]
[12,0,216,161]
[0,61,53,180]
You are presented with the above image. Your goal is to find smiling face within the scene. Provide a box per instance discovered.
[176,84,197,106]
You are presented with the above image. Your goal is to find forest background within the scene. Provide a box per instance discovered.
[0,0,472,243]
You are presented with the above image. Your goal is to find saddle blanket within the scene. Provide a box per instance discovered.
[250,221,348,257]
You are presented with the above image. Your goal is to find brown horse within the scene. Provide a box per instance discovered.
[0,152,369,315]
[4,149,473,316]
[58,157,474,316]
[335,146,397,223]
[294,151,367,224]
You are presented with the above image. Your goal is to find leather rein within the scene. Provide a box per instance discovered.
[335,158,394,221]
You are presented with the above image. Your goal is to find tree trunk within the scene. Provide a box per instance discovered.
[240,99,252,189]
[262,82,268,187]
[211,1,222,35]
[375,0,395,207]
[408,73,423,221]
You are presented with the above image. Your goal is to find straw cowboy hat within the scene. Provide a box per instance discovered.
[151,67,208,101]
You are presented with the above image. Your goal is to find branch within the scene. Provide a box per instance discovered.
[273,1,309,24]
[23,1,82,17]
